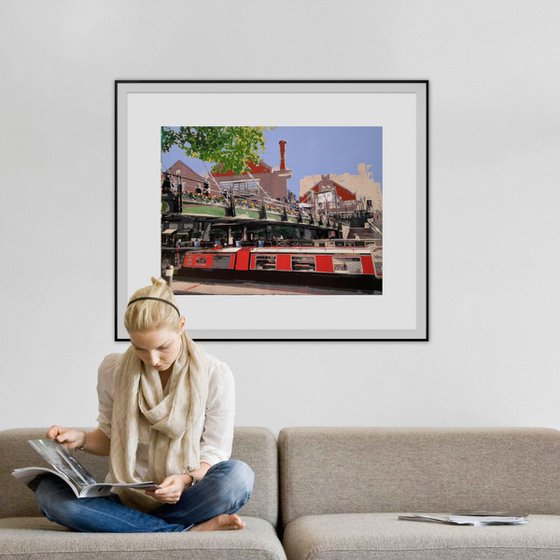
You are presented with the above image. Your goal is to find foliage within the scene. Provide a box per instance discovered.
[161,126,266,174]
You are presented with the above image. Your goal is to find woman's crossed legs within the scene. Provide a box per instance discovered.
[35,460,254,533]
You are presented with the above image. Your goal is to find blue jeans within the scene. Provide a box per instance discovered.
[35,460,254,533]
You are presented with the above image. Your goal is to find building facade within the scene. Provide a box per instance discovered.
[300,175,360,214]
[211,140,293,202]
[165,160,213,194]
[299,163,382,212]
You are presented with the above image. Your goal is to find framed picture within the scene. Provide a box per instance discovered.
[115,80,428,341]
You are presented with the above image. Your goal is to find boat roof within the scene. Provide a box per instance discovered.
[192,246,379,255]
[251,247,373,254]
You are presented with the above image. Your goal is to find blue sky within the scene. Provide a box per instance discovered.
[161,126,382,195]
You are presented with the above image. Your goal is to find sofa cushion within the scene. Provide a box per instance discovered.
[0,427,278,527]
[0,516,286,560]
[283,513,560,560]
[279,428,560,526]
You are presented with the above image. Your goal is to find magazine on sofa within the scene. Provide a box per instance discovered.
[398,512,529,526]
[12,439,159,498]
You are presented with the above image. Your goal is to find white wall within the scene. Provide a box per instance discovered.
[1,0,559,434]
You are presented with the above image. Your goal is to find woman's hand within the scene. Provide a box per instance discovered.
[146,474,191,504]
[46,425,85,450]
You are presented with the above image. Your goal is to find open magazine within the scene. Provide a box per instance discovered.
[12,439,159,498]
[398,512,528,526]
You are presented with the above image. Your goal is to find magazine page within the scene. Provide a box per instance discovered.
[13,439,160,499]
[28,439,96,491]
[398,515,449,524]
[398,513,528,526]
[78,481,160,498]
[12,467,82,497]
[449,513,528,525]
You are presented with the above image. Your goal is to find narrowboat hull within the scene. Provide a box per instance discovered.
[176,246,383,293]
[176,266,381,293]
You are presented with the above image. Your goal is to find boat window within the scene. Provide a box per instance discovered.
[292,255,316,271]
[332,256,362,274]
[254,255,276,270]
[212,255,231,269]
[195,256,207,265]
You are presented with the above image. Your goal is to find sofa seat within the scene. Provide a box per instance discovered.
[0,516,286,560]
[283,513,560,560]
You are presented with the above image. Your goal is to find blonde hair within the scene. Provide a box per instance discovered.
[124,277,181,333]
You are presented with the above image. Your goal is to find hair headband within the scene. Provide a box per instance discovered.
[127,297,181,317]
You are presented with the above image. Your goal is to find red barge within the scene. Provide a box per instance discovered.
[177,246,382,293]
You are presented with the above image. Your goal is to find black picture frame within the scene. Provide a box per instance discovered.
[115,80,428,342]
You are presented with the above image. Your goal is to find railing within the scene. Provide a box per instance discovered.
[164,189,353,232]
[367,218,383,239]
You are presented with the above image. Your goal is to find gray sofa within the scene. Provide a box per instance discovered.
[279,427,560,560]
[3,427,560,560]
[0,427,286,560]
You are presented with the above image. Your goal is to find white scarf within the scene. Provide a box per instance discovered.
[109,333,209,511]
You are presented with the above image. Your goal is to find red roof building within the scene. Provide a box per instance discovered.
[210,140,292,201]
[300,175,361,214]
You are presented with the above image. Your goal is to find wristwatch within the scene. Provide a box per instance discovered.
[190,475,199,486]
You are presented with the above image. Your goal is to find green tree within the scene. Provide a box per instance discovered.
[161,126,266,174]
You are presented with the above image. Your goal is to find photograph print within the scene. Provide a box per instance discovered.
[160,126,383,296]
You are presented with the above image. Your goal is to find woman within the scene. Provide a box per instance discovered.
[34,278,254,532]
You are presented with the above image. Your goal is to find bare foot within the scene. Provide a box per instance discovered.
[191,514,246,532]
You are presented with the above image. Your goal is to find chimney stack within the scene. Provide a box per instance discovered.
[279,140,287,170]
